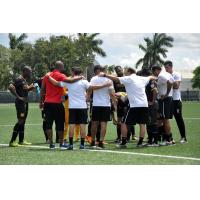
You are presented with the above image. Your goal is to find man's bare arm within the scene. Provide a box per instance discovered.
[173,81,180,89]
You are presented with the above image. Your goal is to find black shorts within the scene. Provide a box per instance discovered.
[69,109,88,124]
[15,100,28,119]
[158,97,173,119]
[44,103,65,131]
[92,106,111,122]
[122,107,149,125]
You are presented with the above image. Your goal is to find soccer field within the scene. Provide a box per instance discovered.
[0,102,200,165]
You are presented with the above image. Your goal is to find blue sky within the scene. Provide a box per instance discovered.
[1,33,200,78]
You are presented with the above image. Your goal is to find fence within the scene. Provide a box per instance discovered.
[0,90,200,103]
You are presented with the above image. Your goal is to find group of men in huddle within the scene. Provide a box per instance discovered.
[8,60,187,150]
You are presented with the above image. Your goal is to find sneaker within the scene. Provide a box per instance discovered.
[60,143,69,150]
[67,145,73,150]
[80,145,85,150]
[19,140,32,145]
[180,138,188,144]
[116,143,127,149]
[166,139,176,146]
[9,141,19,147]
[102,141,108,145]
[49,143,55,149]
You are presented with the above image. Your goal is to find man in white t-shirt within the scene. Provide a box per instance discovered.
[164,60,187,143]
[47,67,112,150]
[89,65,116,149]
[152,65,175,145]
[99,67,156,148]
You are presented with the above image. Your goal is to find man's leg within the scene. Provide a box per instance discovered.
[91,121,98,146]
[9,122,20,146]
[163,119,172,141]
[173,101,186,140]
[120,123,128,145]
[98,122,107,148]
[75,124,80,141]
[68,124,75,148]
[79,124,86,148]
[137,124,146,146]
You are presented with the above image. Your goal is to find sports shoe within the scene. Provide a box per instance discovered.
[79,145,85,150]
[67,145,73,150]
[166,140,176,146]
[19,140,32,145]
[9,141,19,147]
[49,143,55,149]
[102,141,108,145]
[180,138,188,144]
[60,143,69,150]
[116,143,127,149]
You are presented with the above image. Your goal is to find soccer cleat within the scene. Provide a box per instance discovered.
[79,145,85,150]
[116,143,127,149]
[49,143,55,149]
[67,145,73,150]
[9,141,19,147]
[166,140,176,146]
[102,141,108,145]
[180,138,188,144]
[60,143,69,150]
[18,140,32,145]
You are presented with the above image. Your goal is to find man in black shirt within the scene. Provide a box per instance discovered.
[141,68,159,146]
[8,66,35,147]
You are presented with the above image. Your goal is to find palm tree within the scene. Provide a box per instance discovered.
[106,65,115,74]
[136,33,174,69]
[77,33,106,57]
[8,33,28,50]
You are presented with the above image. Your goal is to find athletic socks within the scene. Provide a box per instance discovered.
[137,137,144,145]
[69,137,73,145]
[121,137,127,145]
[81,138,85,146]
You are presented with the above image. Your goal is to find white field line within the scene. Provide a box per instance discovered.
[0,117,200,127]
[0,143,200,162]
